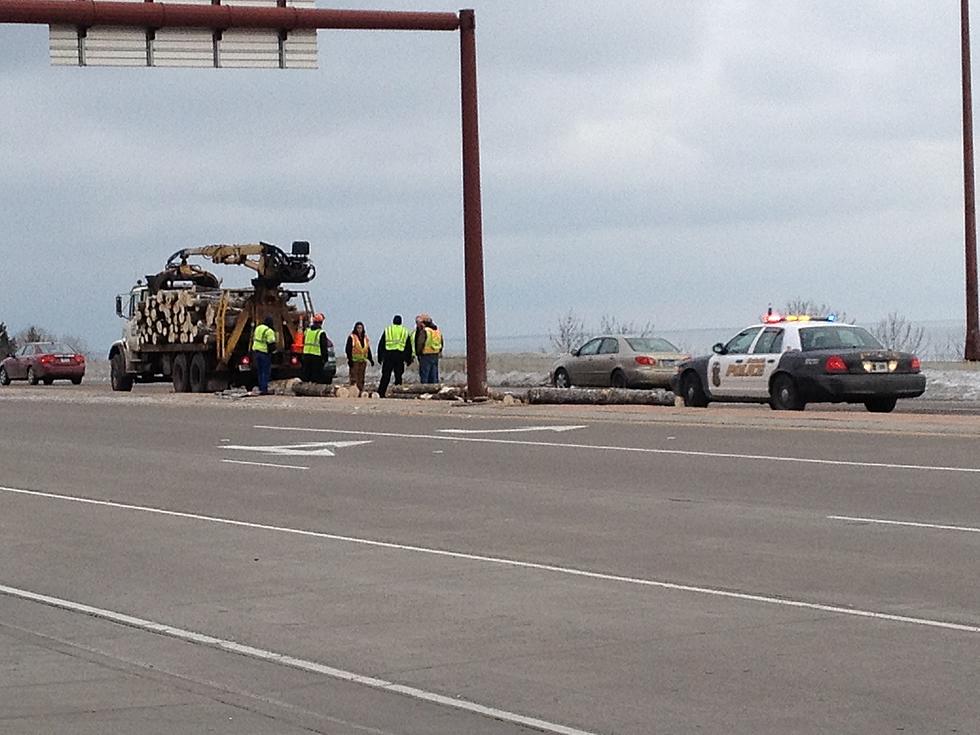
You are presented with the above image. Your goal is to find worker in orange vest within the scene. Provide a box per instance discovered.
[345,321,374,393]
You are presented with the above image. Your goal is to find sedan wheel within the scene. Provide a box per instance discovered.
[770,374,804,411]
[681,372,708,408]
[864,397,897,413]
[610,369,627,389]
[554,368,571,388]
[0,367,9,386]
[27,367,39,385]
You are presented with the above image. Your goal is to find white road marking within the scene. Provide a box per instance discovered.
[2,485,979,636]
[829,515,980,534]
[221,440,372,458]
[437,425,587,435]
[254,425,980,475]
[0,583,594,735]
[220,459,309,470]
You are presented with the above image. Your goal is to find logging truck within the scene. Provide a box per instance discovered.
[108,241,336,392]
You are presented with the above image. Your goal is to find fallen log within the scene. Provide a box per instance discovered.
[292,381,337,397]
[526,387,674,406]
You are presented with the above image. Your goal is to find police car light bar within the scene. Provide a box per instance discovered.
[760,310,838,324]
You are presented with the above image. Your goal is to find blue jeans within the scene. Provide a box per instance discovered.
[253,351,272,393]
[419,354,439,384]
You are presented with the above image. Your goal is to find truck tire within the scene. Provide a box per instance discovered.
[189,353,209,393]
[172,353,191,393]
[110,353,133,392]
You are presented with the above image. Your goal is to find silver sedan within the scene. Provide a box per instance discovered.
[550,335,688,389]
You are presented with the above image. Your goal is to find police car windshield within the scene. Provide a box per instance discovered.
[799,326,882,351]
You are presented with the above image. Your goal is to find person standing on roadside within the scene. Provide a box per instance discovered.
[418,315,443,384]
[251,315,277,395]
[377,315,413,397]
[345,321,374,394]
[302,313,330,384]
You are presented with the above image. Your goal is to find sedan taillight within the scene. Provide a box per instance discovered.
[38,355,55,365]
[824,355,848,373]
[634,355,657,366]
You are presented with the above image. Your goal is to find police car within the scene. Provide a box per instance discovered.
[671,312,926,412]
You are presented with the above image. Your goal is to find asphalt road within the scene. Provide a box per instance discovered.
[1,393,978,734]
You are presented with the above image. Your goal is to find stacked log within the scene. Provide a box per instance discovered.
[132,288,249,347]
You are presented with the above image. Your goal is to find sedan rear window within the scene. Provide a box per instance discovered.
[35,342,76,355]
[799,326,882,351]
[625,337,679,353]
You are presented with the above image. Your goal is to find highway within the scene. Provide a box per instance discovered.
[1,392,978,734]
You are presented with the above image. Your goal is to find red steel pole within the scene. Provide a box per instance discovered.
[459,8,487,397]
[0,0,460,31]
[962,0,980,360]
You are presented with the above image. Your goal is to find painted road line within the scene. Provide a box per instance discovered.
[254,425,980,475]
[437,425,587,435]
[0,583,595,735]
[220,459,309,470]
[221,440,372,458]
[2,485,979,636]
[829,515,980,534]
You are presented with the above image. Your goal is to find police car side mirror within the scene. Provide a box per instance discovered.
[712,343,726,355]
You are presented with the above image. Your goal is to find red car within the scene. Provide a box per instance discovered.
[0,342,86,385]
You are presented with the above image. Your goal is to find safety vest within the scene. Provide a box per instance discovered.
[350,334,370,362]
[251,323,276,353]
[303,328,323,356]
[423,327,443,354]
[384,324,409,350]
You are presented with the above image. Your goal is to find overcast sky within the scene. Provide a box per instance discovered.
[0,1,971,353]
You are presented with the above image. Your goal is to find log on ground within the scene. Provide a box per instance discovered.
[526,387,674,406]
[292,381,337,398]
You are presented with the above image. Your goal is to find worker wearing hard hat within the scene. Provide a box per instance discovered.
[302,313,330,383]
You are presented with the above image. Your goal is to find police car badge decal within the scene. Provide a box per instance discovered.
[711,361,721,387]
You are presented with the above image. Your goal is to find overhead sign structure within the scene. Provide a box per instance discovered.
[49,0,318,68]
[0,1,488,396]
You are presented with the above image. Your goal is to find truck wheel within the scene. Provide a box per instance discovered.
[189,353,209,393]
[172,354,191,393]
[110,353,133,392]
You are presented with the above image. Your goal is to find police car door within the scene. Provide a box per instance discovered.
[708,327,763,397]
[747,327,784,397]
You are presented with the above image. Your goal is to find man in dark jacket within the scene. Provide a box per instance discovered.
[377,315,413,397]
[302,313,330,383]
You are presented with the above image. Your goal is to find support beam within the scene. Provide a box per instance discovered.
[0,0,460,31]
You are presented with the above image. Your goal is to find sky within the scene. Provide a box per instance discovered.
[0,1,973,354]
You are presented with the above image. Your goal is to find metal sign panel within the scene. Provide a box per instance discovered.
[48,0,317,68]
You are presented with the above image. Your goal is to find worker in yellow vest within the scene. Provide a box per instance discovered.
[302,313,330,384]
[345,321,374,393]
[377,315,413,397]
[250,315,277,395]
[418,315,443,384]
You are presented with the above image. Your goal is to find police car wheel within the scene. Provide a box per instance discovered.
[864,397,897,413]
[554,368,571,388]
[770,374,804,411]
[681,372,708,407]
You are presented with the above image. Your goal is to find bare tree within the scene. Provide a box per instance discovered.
[871,312,927,354]
[59,333,90,356]
[0,322,14,359]
[781,298,851,324]
[550,310,588,354]
[598,314,655,337]
[14,325,54,344]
